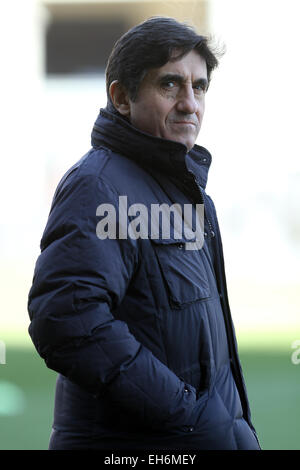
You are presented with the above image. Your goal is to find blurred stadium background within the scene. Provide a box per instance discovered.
[0,0,299,450]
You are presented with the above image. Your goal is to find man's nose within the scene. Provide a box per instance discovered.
[176,85,198,114]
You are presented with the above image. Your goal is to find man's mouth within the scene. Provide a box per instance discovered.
[173,121,196,128]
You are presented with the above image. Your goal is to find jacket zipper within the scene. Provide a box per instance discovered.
[192,176,215,238]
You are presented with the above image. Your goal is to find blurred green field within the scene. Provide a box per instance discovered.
[0,340,299,450]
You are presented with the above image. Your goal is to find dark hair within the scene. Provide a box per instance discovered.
[105,16,220,103]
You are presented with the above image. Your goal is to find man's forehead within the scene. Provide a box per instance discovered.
[147,50,207,81]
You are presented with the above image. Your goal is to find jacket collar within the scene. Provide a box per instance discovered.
[91,106,212,190]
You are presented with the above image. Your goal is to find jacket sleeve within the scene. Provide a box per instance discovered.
[28,172,197,430]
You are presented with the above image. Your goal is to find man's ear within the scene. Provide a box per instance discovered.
[109,81,131,117]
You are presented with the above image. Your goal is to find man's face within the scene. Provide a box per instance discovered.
[128,50,208,152]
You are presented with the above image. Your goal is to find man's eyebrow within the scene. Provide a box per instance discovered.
[158,73,208,88]
[158,73,185,84]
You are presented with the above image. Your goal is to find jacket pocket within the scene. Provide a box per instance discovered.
[151,238,210,307]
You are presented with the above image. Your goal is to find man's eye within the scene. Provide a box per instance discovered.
[162,81,176,89]
[194,84,207,93]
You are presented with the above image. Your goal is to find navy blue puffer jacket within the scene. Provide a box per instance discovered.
[28,107,260,450]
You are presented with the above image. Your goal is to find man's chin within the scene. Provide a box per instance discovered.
[167,130,198,152]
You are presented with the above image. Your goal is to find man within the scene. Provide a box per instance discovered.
[28,17,260,450]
